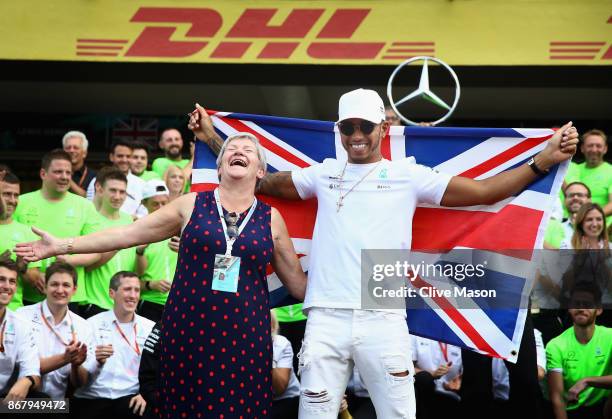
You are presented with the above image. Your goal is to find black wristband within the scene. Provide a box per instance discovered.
[527,157,549,176]
[26,375,36,388]
[145,281,152,290]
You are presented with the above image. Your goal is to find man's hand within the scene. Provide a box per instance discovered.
[129,394,147,416]
[150,280,172,293]
[95,344,114,365]
[537,122,579,169]
[168,236,180,252]
[567,378,588,403]
[4,378,32,402]
[71,342,88,367]
[188,103,223,155]
[14,227,63,262]
[188,103,216,142]
[63,341,81,364]
[431,364,450,379]
[23,269,45,294]
[136,244,148,255]
[0,250,10,261]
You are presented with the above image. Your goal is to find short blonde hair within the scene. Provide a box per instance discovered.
[216,132,267,173]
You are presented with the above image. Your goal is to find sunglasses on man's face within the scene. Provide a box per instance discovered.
[224,212,239,239]
[337,120,377,136]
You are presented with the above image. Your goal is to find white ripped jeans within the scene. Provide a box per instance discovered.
[297,308,415,419]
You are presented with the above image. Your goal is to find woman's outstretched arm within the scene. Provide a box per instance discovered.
[16,193,196,262]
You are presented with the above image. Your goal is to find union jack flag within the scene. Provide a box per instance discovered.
[111,117,158,143]
[191,111,568,362]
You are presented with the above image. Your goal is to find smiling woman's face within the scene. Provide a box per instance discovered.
[218,137,265,183]
[581,208,604,239]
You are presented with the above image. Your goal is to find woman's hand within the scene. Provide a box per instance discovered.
[14,227,65,262]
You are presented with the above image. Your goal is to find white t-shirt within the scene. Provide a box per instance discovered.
[17,301,96,398]
[410,335,462,401]
[75,310,154,399]
[0,310,40,392]
[272,334,300,400]
[86,172,148,218]
[292,158,452,311]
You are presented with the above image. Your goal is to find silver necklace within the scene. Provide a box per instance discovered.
[336,160,383,212]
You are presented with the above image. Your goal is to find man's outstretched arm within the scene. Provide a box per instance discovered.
[188,103,301,200]
[441,122,578,207]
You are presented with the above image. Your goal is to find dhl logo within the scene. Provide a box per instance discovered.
[75,7,436,61]
[548,16,612,61]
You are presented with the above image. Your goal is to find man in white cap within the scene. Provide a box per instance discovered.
[136,179,177,322]
[189,88,579,419]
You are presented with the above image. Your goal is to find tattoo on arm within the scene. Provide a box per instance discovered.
[208,132,223,156]
[256,171,293,197]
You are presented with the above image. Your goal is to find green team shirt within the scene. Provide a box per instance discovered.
[273,303,307,323]
[13,190,98,303]
[83,211,136,309]
[0,220,42,311]
[151,157,191,192]
[544,218,565,249]
[565,161,612,224]
[137,170,161,181]
[140,239,178,305]
[546,325,612,409]
[151,157,189,178]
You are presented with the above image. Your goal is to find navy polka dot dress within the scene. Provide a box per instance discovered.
[159,191,274,418]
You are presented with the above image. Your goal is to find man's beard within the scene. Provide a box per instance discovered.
[167,147,182,159]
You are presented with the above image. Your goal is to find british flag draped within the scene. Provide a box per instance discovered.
[191,111,568,362]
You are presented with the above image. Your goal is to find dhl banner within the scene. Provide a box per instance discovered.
[1,0,611,65]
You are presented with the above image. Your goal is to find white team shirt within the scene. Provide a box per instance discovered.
[0,310,40,392]
[86,172,148,218]
[410,335,462,401]
[75,310,154,399]
[292,158,452,311]
[272,334,300,400]
[17,301,95,398]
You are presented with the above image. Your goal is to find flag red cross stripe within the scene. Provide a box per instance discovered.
[411,275,501,358]
[213,114,311,169]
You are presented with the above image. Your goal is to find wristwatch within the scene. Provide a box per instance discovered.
[527,157,549,176]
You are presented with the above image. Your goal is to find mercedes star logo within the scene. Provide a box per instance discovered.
[387,56,460,126]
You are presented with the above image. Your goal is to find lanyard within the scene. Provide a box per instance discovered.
[214,188,257,257]
[113,321,140,355]
[40,305,76,346]
[77,166,88,188]
[439,342,449,364]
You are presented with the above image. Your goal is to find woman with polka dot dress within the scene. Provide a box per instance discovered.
[16,132,307,418]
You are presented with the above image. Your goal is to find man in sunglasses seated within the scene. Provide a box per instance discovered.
[190,88,579,419]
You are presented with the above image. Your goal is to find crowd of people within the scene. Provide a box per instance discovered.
[0,90,609,419]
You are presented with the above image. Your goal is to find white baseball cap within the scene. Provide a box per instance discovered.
[337,88,385,124]
[142,179,169,200]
